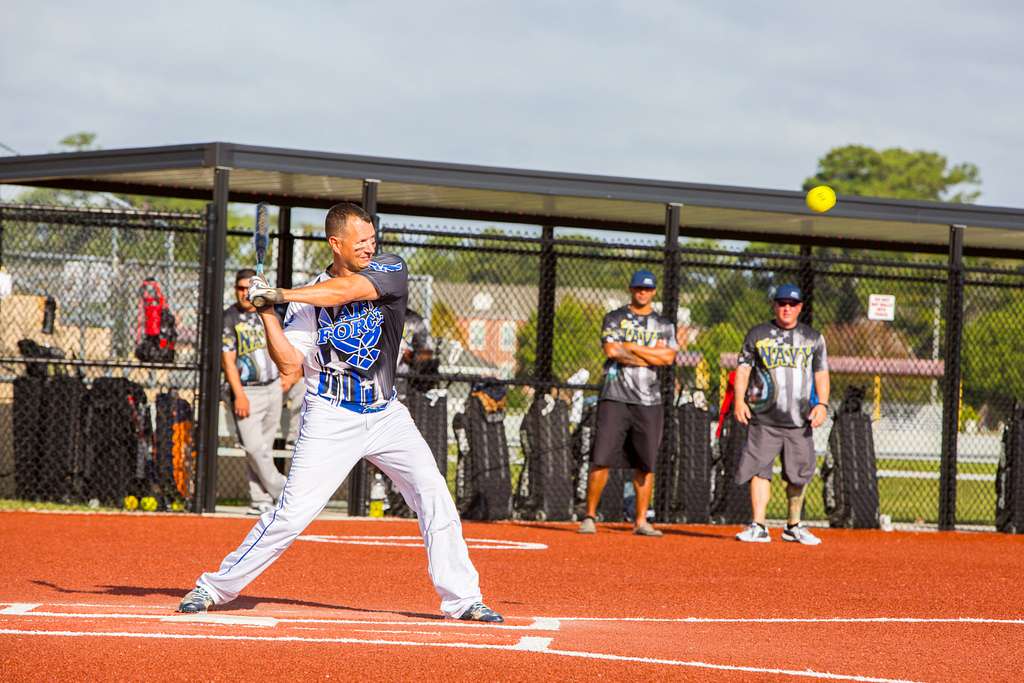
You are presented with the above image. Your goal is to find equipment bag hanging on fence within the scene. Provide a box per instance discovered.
[87,377,151,506]
[710,373,751,524]
[996,402,1024,534]
[710,413,751,524]
[515,393,574,521]
[571,399,626,522]
[155,391,195,511]
[134,277,177,363]
[656,399,713,524]
[453,380,512,521]
[821,386,880,529]
[13,374,87,503]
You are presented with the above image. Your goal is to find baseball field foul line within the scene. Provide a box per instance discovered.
[0,628,920,682]
[544,616,1024,625]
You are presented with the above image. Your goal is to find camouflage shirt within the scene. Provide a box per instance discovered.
[599,306,677,406]
[737,321,828,428]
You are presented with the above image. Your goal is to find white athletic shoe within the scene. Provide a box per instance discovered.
[177,586,215,613]
[736,522,771,543]
[781,523,822,546]
[578,516,597,534]
[247,502,275,516]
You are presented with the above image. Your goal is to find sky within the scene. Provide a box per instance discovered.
[1,1,1022,207]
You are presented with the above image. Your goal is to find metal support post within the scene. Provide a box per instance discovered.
[363,179,381,252]
[657,204,682,513]
[275,206,293,289]
[661,204,681,402]
[799,243,815,325]
[348,179,381,516]
[938,224,965,530]
[197,168,230,513]
[536,224,556,387]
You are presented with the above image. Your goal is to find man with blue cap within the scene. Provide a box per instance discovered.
[579,269,678,536]
[733,284,830,545]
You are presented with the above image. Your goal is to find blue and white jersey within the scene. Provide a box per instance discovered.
[283,254,408,413]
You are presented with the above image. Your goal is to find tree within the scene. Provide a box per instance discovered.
[962,302,1024,423]
[57,132,99,152]
[690,321,745,404]
[515,295,606,383]
[803,144,981,203]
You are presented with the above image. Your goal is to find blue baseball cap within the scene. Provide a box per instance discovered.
[629,270,657,289]
[773,284,803,302]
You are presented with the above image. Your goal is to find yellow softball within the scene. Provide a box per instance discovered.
[806,185,837,213]
[123,495,139,511]
[140,496,159,512]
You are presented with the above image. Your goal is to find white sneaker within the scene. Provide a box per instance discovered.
[736,522,770,543]
[578,516,597,534]
[782,523,822,545]
[247,502,274,515]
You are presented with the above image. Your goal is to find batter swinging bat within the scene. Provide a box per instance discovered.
[251,202,270,307]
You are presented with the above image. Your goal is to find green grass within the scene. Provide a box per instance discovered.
[0,498,118,512]
[762,456,997,526]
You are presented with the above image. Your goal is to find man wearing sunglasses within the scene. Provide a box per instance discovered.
[222,268,288,515]
[733,284,830,545]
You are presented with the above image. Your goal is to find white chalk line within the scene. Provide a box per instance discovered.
[0,608,557,632]
[544,616,1024,625]
[0,628,920,682]
[297,535,547,551]
[2,604,1019,627]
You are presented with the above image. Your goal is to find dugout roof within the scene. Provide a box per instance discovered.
[2,142,1022,256]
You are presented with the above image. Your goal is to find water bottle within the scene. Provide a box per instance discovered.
[623,480,636,522]
[369,472,386,518]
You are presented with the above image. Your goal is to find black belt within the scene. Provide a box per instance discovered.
[241,377,280,387]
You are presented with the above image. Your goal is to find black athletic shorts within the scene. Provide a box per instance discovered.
[590,400,664,473]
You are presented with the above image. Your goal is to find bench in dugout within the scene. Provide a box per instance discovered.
[514,393,574,521]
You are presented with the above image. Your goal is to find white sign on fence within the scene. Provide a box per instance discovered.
[868,294,896,321]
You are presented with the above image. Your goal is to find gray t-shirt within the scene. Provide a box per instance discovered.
[599,306,678,406]
[737,320,828,428]
[222,304,280,385]
[283,254,408,412]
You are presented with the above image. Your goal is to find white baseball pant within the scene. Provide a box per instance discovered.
[196,396,483,618]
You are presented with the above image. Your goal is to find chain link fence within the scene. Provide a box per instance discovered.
[3,202,1022,529]
[0,204,205,511]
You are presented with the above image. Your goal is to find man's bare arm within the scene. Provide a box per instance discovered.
[283,273,378,308]
[250,273,379,309]
[733,364,752,425]
[623,343,677,366]
[258,310,305,377]
[603,342,647,366]
[809,369,831,428]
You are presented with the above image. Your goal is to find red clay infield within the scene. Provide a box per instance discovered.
[1,511,1022,681]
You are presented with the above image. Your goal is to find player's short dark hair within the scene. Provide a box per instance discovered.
[235,268,256,283]
[325,202,373,238]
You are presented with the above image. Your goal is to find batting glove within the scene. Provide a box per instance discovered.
[247,276,284,308]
